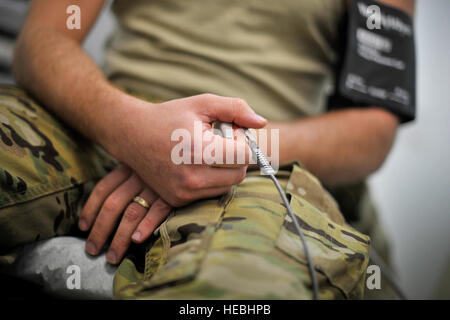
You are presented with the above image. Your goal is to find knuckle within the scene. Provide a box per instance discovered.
[168,196,183,207]
[138,218,154,233]
[102,196,120,213]
[232,98,248,111]
[112,233,128,250]
[88,226,103,242]
[174,188,192,204]
[233,97,247,106]
[91,215,112,239]
[123,204,143,223]
[93,183,106,196]
[201,93,215,101]
[181,172,202,190]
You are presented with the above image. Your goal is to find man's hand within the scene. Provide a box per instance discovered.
[78,165,172,264]
[106,93,267,207]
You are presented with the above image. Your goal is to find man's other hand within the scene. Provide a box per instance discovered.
[105,93,267,207]
[79,165,172,264]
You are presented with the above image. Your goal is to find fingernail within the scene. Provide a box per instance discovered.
[86,240,97,255]
[132,231,141,242]
[251,114,267,123]
[78,219,87,231]
[106,250,117,264]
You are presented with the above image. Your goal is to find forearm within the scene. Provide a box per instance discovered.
[13,26,140,156]
[268,108,398,186]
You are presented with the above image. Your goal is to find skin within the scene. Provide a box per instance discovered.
[13,0,414,264]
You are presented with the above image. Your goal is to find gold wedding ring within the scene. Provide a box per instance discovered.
[133,196,150,209]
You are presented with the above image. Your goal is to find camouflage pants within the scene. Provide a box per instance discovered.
[0,85,370,299]
[0,85,115,267]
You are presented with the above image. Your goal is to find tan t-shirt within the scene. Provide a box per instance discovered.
[104,0,346,121]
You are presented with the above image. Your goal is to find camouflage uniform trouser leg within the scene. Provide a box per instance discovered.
[328,182,396,299]
[114,166,371,300]
[0,85,115,267]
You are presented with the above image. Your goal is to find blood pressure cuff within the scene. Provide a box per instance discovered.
[328,0,416,123]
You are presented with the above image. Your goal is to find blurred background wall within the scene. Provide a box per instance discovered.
[369,0,450,299]
[0,0,448,299]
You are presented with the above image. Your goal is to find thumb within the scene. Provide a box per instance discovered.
[197,94,267,129]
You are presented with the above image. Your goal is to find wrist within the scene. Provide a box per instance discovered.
[265,121,299,165]
[95,87,156,161]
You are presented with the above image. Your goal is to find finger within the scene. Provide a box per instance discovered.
[202,127,252,167]
[106,188,158,264]
[187,165,247,189]
[132,199,172,244]
[193,185,234,200]
[86,174,143,256]
[165,184,232,207]
[197,94,267,129]
[79,165,132,231]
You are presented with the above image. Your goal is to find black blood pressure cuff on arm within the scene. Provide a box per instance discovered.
[327,0,416,123]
